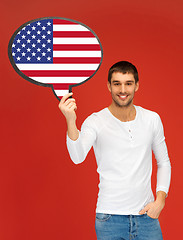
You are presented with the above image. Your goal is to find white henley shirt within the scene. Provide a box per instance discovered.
[66,105,171,215]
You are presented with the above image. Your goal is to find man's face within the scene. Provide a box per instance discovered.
[107,72,139,108]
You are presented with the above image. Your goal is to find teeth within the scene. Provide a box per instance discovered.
[120,95,127,98]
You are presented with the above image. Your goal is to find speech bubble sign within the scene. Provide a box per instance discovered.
[8,17,103,100]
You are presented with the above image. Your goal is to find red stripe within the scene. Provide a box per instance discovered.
[53,31,95,38]
[53,44,101,51]
[52,83,75,90]
[22,70,95,77]
[53,19,78,25]
[53,57,101,63]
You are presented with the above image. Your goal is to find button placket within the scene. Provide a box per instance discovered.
[126,123,134,147]
[127,123,133,139]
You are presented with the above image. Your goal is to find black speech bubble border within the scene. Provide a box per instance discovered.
[8,16,103,101]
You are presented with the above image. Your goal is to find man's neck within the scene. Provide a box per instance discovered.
[108,102,136,122]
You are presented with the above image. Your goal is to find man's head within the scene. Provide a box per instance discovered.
[108,61,139,84]
[107,61,139,108]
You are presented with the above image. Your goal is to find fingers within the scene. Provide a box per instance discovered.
[67,101,77,109]
[58,92,75,109]
[139,209,145,214]
[139,204,150,214]
[58,92,77,122]
[70,103,77,111]
[60,92,73,104]
[65,98,76,106]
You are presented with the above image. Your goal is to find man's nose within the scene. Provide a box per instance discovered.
[120,84,126,93]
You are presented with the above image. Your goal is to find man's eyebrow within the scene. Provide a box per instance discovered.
[112,80,135,83]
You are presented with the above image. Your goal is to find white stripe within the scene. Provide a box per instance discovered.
[33,77,87,83]
[17,63,99,70]
[53,38,99,44]
[54,89,69,96]
[53,51,101,57]
[53,25,89,32]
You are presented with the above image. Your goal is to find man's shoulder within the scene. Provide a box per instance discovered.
[85,107,107,121]
[80,108,107,132]
[82,107,108,128]
[91,107,107,116]
[136,105,160,120]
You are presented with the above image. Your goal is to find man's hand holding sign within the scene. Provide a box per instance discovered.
[58,92,79,141]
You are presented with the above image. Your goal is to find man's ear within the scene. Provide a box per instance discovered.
[135,81,139,92]
[107,81,111,92]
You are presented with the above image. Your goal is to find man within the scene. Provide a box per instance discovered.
[58,61,171,240]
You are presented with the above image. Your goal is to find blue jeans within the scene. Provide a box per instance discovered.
[95,213,163,240]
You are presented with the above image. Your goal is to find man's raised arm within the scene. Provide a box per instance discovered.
[58,92,96,164]
[58,92,79,141]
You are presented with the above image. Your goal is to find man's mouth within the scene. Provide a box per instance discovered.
[118,95,128,100]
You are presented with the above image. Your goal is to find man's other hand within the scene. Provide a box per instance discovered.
[138,199,165,219]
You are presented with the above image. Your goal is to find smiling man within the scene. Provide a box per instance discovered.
[58,61,171,240]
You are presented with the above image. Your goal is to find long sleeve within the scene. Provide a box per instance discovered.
[152,113,171,198]
[66,114,97,164]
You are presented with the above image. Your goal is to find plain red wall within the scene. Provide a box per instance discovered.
[1,0,182,239]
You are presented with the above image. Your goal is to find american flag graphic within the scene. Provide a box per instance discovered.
[9,18,103,100]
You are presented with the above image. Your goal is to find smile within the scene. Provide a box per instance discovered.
[119,95,128,100]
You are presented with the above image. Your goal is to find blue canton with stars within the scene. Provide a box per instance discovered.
[12,19,53,64]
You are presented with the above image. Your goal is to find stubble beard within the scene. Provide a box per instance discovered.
[112,92,135,109]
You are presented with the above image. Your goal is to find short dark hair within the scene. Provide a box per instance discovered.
[108,61,139,84]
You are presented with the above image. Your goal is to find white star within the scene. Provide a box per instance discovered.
[17,56,21,61]
[22,52,26,56]
[12,52,16,56]
[32,43,36,48]
[32,26,36,30]
[37,56,41,61]
[47,57,51,61]
[42,35,46,39]
[27,57,31,61]
[17,39,21,43]
[22,43,26,48]
[47,22,51,26]
[37,48,41,52]
[47,39,51,43]
[42,26,46,30]
[12,43,16,48]
[47,30,51,35]
[27,48,31,52]
[27,39,31,43]
[42,52,46,56]
[17,31,21,35]
[32,52,36,56]
[22,35,26,39]
[17,48,21,52]
[27,31,31,35]
[22,27,26,30]
[47,48,51,52]
[37,22,41,26]
[42,43,46,48]
[37,39,41,43]
[32,35,36,39]
[37,30,41,35]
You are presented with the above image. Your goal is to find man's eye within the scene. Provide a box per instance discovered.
[127,83,132,85]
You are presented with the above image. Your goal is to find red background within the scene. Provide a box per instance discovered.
[1,0,182,239]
